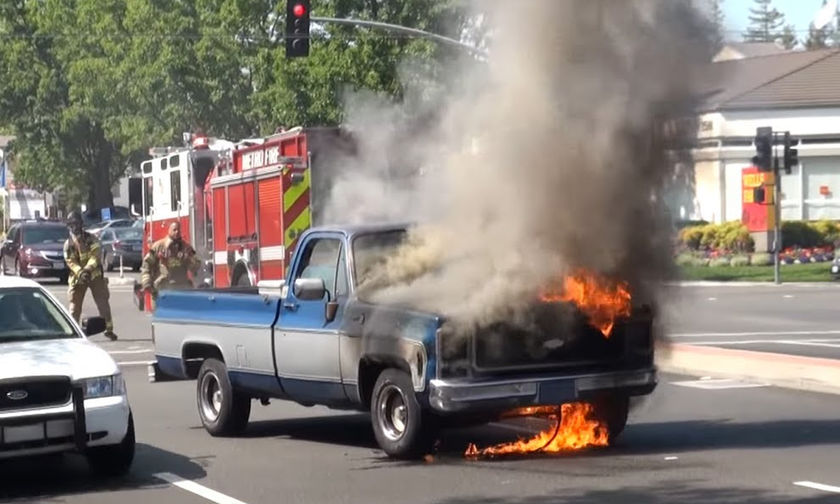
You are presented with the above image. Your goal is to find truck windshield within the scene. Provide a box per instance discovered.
[352,230,409,295]
[0,288,77,343]
[22,226,69,245]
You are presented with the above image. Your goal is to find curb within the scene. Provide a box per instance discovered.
[656,342,840,395]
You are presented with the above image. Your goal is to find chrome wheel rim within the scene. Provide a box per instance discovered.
[378,384,408,441]
[200,371,223,422]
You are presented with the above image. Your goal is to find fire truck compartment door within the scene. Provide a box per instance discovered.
[273,235,348,403]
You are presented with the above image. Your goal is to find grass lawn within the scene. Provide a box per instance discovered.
[680,262,835,282]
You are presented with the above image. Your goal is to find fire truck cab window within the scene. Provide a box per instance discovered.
[170,170,181,211]
[169,154,180,168]
[296,238,345,300]
[141,161,152,174]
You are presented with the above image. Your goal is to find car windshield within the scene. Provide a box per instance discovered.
[352,230,409,296]
[0,288,77,343]
[22,226,69,245]
[114,228,143,240]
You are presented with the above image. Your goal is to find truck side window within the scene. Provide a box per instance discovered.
[296,238,341,300]
[170,170,181,211]
[335,246,348,298]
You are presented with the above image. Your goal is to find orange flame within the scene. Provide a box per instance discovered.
[540,271,632,337]
[465,402,609,458]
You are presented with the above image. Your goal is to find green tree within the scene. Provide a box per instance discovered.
[743,0,786,43]
[805,22,831,49]
[780,24,798,49]
[710,0,726,49]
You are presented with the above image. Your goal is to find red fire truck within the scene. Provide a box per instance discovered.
[136,127,329,310]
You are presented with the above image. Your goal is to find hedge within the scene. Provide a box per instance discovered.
[678,219,840,252]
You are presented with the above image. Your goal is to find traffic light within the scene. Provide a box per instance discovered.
[783,132,798,176]
[285,0,310,58]
[752,127,773,172]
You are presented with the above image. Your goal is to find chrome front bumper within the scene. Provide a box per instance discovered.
[428,368,657,413]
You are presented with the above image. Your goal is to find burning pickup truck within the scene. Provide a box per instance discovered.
[148,223,656,458]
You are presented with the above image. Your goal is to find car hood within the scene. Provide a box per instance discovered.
[0,338,118,381]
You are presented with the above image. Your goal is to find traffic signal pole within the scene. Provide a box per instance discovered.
[773,135,782,285]
[753,127,798,285]
[308,16,487,57]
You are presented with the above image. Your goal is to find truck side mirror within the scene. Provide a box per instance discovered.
[293,278,326,301]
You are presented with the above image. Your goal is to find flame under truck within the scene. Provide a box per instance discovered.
[138,128,317,306]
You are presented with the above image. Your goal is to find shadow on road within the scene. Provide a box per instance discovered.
[245,414,380,449]
[242,414,840,461]
[619,418,840,454]
[0,443,208,502]
[435,481,837,504]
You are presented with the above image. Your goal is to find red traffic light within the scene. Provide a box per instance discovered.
[293,3,306,17]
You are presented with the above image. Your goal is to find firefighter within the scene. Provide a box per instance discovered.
[63,210,117,340]
[140,221,200,309]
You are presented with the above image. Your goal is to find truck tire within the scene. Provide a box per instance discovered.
[592,394,630,445]
[87,411,136,477]
[370,369,436,459]
[196,358,251,436]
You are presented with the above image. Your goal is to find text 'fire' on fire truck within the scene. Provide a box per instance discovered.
[134,127,355,311]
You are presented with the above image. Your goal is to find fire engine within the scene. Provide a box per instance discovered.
[137,127,340,310]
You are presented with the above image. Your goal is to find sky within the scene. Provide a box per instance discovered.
[721,0,830,40]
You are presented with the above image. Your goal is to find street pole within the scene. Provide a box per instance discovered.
[773,135,782,285]
[309,17,487,57]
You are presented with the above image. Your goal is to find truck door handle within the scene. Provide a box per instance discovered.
[352,314,365,324]
[283,302,298,311]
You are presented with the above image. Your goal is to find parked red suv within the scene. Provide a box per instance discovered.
[0,221,70,284]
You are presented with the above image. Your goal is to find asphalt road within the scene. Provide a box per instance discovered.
[2,367,839,504]
[661,284,840,360]
[2,277,839,503]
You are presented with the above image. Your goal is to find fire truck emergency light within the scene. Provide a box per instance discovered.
[192,136,209,149]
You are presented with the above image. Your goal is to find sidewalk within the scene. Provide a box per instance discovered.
[656,341,840,395]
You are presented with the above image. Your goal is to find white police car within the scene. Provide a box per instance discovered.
[0,276,134,475]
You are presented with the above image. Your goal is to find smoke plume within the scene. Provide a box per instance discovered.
[321,0,713,328]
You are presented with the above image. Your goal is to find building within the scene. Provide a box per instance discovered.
[688,48,840,226]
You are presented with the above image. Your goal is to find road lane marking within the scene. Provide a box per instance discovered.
[670,378,769,389]
[670,330,840,338]
[794,481,840,494]
[116,360,154,367]
[685,339,840,347]
[154,472,249,504]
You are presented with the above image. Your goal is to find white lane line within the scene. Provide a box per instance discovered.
[671,378,769,389]
[154,472,249,504]
[686,339,840,348]
[116,360,154,367]
[794,481,840,494]
[670,330,840,338]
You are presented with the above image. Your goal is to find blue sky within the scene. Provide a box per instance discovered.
[722,0,829,39]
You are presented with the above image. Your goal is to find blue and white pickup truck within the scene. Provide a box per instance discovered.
[148,223,656,458]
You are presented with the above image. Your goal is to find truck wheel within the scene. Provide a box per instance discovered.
[370,369,436,459]
[592,394,630,445]
[196,359,251,436]
[87,411,136,477]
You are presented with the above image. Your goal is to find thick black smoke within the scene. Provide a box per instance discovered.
[322,0,714,329]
